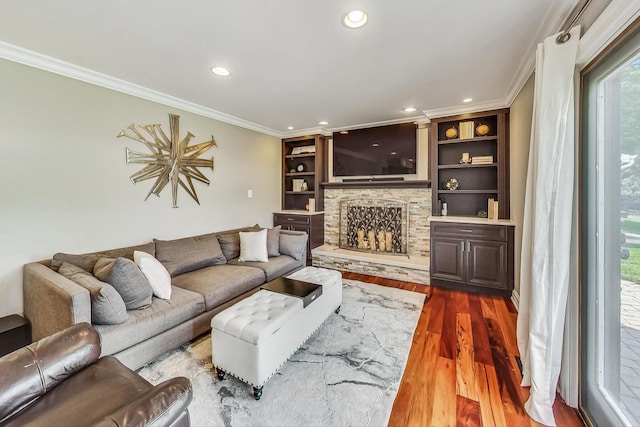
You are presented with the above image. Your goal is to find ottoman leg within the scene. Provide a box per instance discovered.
[216,368,226,380]
[253,386,263,400]
[335,305,341,314]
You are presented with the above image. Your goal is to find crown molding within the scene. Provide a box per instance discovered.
[281,126,331,139]
[422,99,508,120]
[0,41,285,138]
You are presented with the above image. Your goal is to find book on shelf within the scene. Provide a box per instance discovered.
[488,198,495,220]
[487,199,499,220]
[471,155,494,164]
[458,121,474,139]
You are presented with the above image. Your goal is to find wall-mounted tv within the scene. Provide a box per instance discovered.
[332,123,417,177]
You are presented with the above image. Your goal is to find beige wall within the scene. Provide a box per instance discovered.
[509,73,535,296]
[0,58,281,317]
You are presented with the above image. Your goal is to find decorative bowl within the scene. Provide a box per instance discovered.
[445,127,458,139]
[444,178,459,190]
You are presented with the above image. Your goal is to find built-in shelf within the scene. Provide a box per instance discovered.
[438,189,498,194]
[284,153,316,159]
[285,191,316,195]
[321,180,431,190]
[438,163,498,170]
[437,135,498,145]
[285,172,316,177]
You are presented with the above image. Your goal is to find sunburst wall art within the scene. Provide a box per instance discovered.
[117,114,216,208]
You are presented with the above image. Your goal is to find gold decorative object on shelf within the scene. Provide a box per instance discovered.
[117,114,216,208]
[476,124,490,136]
[445,127,458,139]
[460,152,471,164]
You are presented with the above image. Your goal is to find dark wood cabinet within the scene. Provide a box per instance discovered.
[282,135,327,211]
[430,220,514,297]
[430,109,509,219]
[274,212,324,265]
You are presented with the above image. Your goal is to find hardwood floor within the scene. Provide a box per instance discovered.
[340,272,584,427]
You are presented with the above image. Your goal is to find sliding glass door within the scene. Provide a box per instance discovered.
[583,25,640,426]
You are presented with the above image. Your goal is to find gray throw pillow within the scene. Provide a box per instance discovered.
[154,233,227,276]
[266,225,281,257]
[51,252,100,272]
[94,257,153,310]
[58,262,128,325]
[217,232,241,260]
[279,233,307,261]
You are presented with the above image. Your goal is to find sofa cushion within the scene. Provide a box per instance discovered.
[97,242,155,260]
[227,254,303,282]
[239,229,268,262]
[171,264,265,310]
[134,251,172,300]
[95,286,205,355]
[58,263,128,325]
[94,257,153,310]
[51,253,100,272]
[154,233,226,276]
[279,233,307,261]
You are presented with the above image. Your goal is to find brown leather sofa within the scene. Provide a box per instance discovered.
[0,323,192,427]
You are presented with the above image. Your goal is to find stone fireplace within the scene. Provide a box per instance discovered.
[312,183,431,284]
[339,198,408,255]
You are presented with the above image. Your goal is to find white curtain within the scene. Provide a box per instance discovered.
[516,26,580,426]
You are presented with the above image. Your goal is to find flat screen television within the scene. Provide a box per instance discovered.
[332,123,417,177]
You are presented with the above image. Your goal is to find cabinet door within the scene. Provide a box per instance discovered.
[466,239,507,290]
[430,236,465,283]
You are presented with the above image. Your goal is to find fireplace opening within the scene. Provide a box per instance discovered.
[338,198,409,255]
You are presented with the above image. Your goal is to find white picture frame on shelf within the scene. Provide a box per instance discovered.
[292,179,305,192]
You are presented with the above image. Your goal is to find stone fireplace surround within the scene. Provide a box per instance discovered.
[312,182,431,284]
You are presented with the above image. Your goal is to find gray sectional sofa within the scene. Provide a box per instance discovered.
[23,225,308,370]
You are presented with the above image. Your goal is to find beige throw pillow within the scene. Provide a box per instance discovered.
[239,229,269,263]
[134,251,172,300]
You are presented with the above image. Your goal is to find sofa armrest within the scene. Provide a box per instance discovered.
[93,377,193,427]
[23,262,91,342]
[0,323,101,422]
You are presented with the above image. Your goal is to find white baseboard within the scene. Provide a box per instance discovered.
[511,289,520,311]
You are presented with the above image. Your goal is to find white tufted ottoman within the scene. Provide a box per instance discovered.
[210,267,342,399]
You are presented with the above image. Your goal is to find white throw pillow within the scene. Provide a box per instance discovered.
[239,229,269,263]
[134,251,172,300]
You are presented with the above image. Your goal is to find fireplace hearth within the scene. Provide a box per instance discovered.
[338,198,409,255]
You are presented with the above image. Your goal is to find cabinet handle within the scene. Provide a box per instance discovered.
[287,218,294,221]
[460,229,473,233]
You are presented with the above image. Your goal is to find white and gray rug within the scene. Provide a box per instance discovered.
[138,279,426,427]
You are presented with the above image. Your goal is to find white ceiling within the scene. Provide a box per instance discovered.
[0,0,580,137]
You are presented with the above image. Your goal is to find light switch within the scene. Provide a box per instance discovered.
[247,189,253,199]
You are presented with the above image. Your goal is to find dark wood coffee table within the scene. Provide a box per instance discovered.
[260,276,323,308]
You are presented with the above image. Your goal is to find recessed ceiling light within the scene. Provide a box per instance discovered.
[319,120,329,125]
[463,98,472,103]
[287,126,294,130]
[404,107,417,113]
[211,66,230,76]
[342,10,368,29]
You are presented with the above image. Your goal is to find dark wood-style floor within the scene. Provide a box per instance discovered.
[341,272,584,427]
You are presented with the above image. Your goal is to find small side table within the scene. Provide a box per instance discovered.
[0,314,31,357]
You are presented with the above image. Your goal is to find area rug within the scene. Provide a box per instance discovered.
[138,279,426,427]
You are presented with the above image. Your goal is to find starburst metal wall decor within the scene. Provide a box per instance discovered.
[117,114,216,208]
